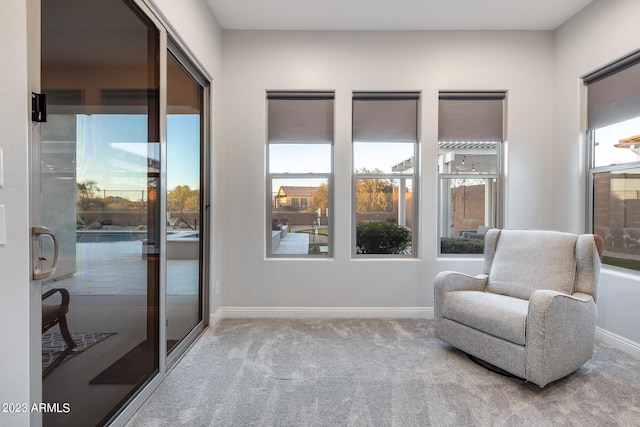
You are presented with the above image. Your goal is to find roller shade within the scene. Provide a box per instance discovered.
[584,52,640,130]
[267,92,334,143]
[438,93,505,141]
[352,93,419,142]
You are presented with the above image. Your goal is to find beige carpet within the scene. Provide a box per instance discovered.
[127,318,640,426]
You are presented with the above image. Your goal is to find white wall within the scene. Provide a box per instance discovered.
[0,0,38,425]
[220,30,555,311]
[554,0,640,345]
[151,0,224,316]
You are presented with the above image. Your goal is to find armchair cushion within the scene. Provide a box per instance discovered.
[442,291,528,345]
[485,230,578,300]
[42,303,62,331]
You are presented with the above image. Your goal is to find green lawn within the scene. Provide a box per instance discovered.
[297,228,329,236]
[602,255,640,272]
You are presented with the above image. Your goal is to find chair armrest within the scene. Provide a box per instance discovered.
[434,272,488,337]
[528,290,596,320]
[526,290,597,387]
[434,272,488,294]
[42,288,70,313]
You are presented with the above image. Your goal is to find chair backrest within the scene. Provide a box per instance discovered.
[483,229,601,301]
[476,225,491,235]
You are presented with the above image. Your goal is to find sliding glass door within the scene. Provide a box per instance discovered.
[37,1,208,425]
[165,47,207,356]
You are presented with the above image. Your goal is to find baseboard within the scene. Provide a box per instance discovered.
[596,327,640,360]
[209,307,224,326]
[215,306,434,320]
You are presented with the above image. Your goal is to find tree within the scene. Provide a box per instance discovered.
[77,180,99,199]
[310,182,329,212]
[167,185,199,217]
[76,180,105,211]
[355,168,395,212]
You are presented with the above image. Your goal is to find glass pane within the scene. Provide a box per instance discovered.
[439,177,496,254]
[166,52,203,354]
[353,142,414,173]
[355,178,413,255]
[437,141,498,174]
[593,117,640,167]
[593,168,640,271]
[271,177,330,255]
[269,143,331,173]
[41,0,160,425]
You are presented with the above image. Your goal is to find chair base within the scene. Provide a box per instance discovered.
[465,353,520,379]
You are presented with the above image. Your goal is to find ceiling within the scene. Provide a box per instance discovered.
[206,0,594,31]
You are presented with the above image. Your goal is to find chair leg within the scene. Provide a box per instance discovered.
[43,345,74,378]
[42,288,77,378]
[58,312,76,349]
[43,313,77,378]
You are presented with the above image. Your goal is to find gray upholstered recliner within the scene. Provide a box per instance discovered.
[434,229,603,387]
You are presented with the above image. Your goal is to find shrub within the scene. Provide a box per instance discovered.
[440,237,484,254]
[356,221,411,254]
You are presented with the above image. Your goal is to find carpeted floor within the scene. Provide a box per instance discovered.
[127,318,640,426]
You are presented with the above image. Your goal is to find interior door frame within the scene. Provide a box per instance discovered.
[29,0,211,424]
[28,2,44,423]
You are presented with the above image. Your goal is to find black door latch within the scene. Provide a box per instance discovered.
[32,92,47,122]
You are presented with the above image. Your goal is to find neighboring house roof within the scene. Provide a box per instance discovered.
[277,186,319,198]
[392,157,414,173]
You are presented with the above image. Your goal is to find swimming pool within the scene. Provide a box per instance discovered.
[76,231,200,243]
[76,231,148,243]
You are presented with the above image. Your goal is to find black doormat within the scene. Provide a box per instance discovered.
[90,340,177,385]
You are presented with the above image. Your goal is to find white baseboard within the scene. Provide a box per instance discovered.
[596,327,640,360]
[212,306,434,321]
[209,307,224,326]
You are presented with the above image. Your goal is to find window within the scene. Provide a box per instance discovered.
[267,92,334,256]
[585,52,640,271]
[437,92,505,254]
[352,92,419,256]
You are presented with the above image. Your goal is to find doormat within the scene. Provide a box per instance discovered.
[42,332,115,374]
[90,340,178,385]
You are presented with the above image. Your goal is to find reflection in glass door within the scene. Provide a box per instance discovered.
[166,48,206,355]
[40,0,160,425]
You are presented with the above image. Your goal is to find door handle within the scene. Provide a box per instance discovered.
[32,226,60,280]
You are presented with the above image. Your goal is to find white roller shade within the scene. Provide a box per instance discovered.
[352,93,419,142]
[267,93,334,143]
[438,94,504,141]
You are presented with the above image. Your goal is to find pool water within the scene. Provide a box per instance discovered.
[76,231,148,243]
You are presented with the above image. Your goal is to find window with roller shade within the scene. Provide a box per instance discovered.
[437,92,505,255]
[266,92,334,257]
[585,52,640,271]
[352,92,419,257]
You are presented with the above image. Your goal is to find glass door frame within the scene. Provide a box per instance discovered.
[124,0,212,401]
[29,0,211,424]
[164,35,211,368]
[110,0,212,422]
